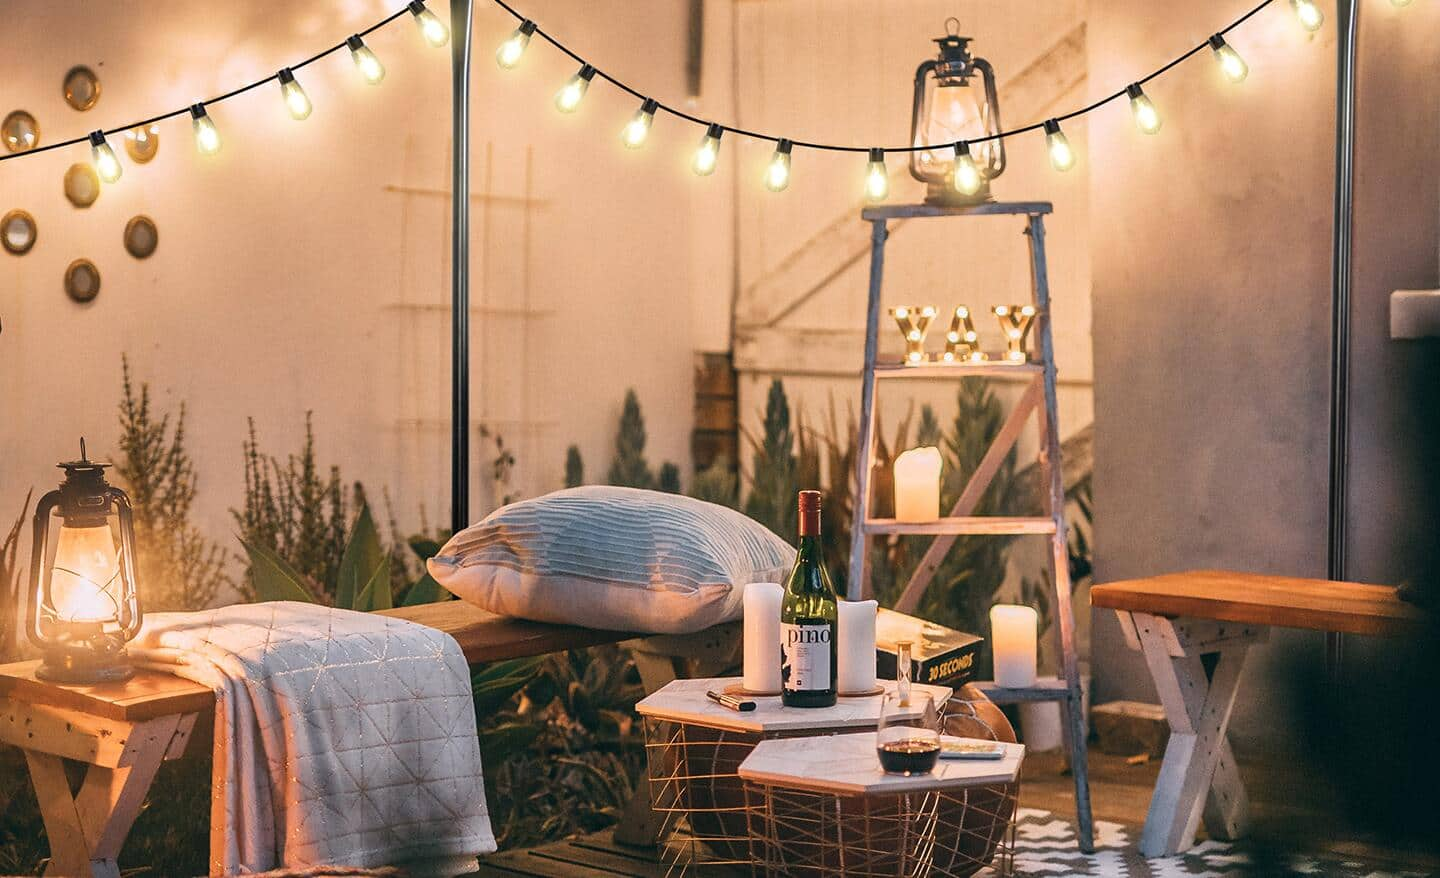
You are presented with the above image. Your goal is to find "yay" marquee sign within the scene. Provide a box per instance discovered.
[888,304,1039,365]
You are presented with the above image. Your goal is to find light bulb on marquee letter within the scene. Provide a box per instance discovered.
[764,139,793,192]
[890,305,936,365]
[1126,84,1161,135]
[993,304,1039,364]
[497,20,536,69]
[1291,0,1324,32]
[555,65,595,113]
[952,141,983,197]
[1208,35,1249,83]
[693,124,723,176]
[942,306,986,363]
[1043,119,1075,172]
[278,68,312,120]
[408,1,449,47]
[864,148,889,202]
[348,35,385,84]
[89,131,122,183]
[189,104,221,155]
[622,98,658,149]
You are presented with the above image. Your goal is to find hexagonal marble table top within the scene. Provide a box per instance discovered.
[739,732,1024,796]
[635,677,952,734]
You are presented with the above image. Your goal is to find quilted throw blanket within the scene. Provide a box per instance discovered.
[134,602,495,876]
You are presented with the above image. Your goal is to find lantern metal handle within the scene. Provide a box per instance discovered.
[111,488,142,638]
[24,489,62,650]
[972,57,1006,178]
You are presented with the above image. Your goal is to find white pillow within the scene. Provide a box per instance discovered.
[428,486,796,635]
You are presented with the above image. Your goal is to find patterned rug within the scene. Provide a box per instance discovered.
[1012,808,1434,877]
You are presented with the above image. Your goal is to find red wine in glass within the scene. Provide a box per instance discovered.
[877,737,941,774]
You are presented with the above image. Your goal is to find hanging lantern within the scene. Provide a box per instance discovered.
[908,18,1006,205]
[27,441,141,683]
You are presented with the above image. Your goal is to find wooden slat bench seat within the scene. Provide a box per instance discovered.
[1090,569,1430,859]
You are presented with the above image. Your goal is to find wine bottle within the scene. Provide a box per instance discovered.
[781,490,838,708]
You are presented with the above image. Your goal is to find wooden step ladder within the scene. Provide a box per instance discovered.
[847,201,1094,852]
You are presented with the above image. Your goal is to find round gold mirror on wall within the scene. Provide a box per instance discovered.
[123,215,157,259]
[123,125,160,163]
[2,111,39,153]
[2,210,37,255]
[64,163,100,207]
[64,259,101,303]
[63,66,101,111]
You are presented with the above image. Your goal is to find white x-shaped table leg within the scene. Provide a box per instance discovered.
[1120,611,1263,858]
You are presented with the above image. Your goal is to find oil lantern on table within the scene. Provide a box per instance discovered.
[908,18,1006,205]
[27,440,142,682]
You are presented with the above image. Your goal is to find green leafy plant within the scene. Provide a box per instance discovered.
[115,359,230,611]
[564,445,584,488]
[658,462,681,494]
[742,379,799,540]
[0,491,32,662]
[607,389,655,489]
[480,424,519,508]
[689,457,739,509]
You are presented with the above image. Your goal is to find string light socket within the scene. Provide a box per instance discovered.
[622,98,658,148]
[1207,35,1249,83]
[189,104,221,155]
[764,139,793,192]
[693,124,723,176]
[952,141,982,196]
[864,148,888,202]
[347,35,386,84]
[88,130,122,183]
[1043,119,1075,172]
[277,68,312,120]
[555,64,595,113]
[1291,0,1324,32]
[408,1,450,47]
[497,20,537,69]
[1126,83,1162,134]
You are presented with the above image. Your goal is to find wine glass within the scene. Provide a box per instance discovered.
[876,690,941,775]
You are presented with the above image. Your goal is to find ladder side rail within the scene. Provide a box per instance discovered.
[848,218,889,600]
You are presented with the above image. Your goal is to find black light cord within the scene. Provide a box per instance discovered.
[0,0,1277,165]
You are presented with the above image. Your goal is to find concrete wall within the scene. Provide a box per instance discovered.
[1089,0,1440,746]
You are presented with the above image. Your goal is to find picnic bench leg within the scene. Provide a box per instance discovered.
[1129,611,1252,858]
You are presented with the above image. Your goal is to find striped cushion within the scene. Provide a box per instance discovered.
[427,486,796,635]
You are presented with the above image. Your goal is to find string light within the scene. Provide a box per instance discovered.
[1043,119,1075,172]
[278,68,312,120]
[952,141,982,196]
[864,149,888,202]
[1208,35,1249,83]
[1390,0,1413,6]
[189,104,221,155]
[88,131,122,183]
[347,35,386,84]
[555,65,595,113]
[1291,0,1324,32]
[408,1,449,47]
[622,98,657,148]
[693,124,723,176]
[764,139,793,192]
[1126,84,1162,134]
[497,20,536,69]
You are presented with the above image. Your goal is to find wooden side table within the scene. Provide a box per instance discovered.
[0,660,212,878]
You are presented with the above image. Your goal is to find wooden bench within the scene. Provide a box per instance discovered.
[1091,569,1428,858]
[0,602,741,877]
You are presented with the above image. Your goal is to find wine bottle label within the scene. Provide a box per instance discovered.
[781,623,832,692]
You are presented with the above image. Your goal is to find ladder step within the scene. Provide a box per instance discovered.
[863,516,1057,536]
[971,677,1073,704]
[874,362,1044,379]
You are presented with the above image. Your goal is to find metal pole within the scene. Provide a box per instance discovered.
[1326,0,1359,677]
[450,0,474,536]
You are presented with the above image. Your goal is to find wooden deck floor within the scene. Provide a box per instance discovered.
[474,749,1440,876]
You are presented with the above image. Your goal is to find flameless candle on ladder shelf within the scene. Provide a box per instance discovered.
[27,441,142,683]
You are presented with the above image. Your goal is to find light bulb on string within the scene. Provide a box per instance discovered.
[189,103,221,155]
[1208,35,1249,83]
[622,98,658,148]
[554,65,595,113]
[1043,119,1075,172]
[952,141,983,196]
[764,139,793,192]
[1390,0,1412,6]
[348,35,385,84]
[278,68,312,120]
[1126,84,1161,134]
[89,130,122,183]
[497,20,536,69]
[408,1,449,47]
[1290,0,1324,31]
[693,124,723,176]
[864,148,888,202]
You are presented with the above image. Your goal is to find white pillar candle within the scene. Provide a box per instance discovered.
[742,582,784,694]
[893,447,942,523]
[836,599,878,694]
[990,604,1038,688]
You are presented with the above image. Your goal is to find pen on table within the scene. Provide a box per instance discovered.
[707,690,756,712]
